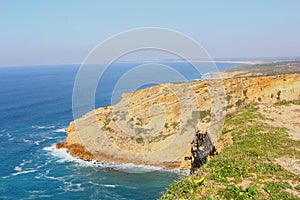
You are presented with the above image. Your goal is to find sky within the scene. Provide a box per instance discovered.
[0,0,300,66]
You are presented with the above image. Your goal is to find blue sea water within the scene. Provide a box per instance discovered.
[0,62,243,199]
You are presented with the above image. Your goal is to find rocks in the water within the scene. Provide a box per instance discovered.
[56,142,95,161]
[56,141,68,149]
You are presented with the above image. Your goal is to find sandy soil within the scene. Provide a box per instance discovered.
[258,104,300,141]
[258,104,300,177]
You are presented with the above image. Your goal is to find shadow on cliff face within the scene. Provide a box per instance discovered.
[185,130,217,174]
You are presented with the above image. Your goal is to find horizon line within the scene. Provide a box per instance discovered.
[1,56,300,68]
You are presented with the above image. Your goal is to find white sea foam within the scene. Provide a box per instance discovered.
[23,139,32,143]
[6,133,16,141]
[12,159,35,176]
[28,190,52,199]
[29,194,52,199]
[35,169,67,182]
[12,169,37,176]
[28,190,51,199]
[108,162,164,173]
[44,145,153,171]
[89,181,136,189]
[44,174,65,181]
[28,190,46,194]
[14,166,22,171]
[61,181,84,192]
[35,159,51,169]
[34,169,84,192]
[32,125,55,129]
[43,144,185,174]
[19,159,32,166]
[34,139,46,146]
[54,128,66,133]
[88,181,100,186]
[102,184,117,188]
[8,137,16,141]
[43,146,95,167]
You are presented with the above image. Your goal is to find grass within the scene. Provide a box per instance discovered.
[161,177,205,200]
[161,102,300,200]
[275,99,300,106]
[264,182,293,199]
[218,185,259,200]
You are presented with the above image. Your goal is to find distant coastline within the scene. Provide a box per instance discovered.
[116,56,300,65]
[3,56,300,68]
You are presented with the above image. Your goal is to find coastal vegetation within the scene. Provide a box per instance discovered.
[225,61,300,78]
[161,102,300,199]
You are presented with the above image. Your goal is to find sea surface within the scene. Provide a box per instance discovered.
[0,62,243,199]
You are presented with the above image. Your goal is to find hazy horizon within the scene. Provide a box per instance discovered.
[1,55,300,68]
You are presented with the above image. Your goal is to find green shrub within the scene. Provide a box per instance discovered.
[275,99,300,106]
[218,185,259,200]
[161,177,205,200]
[171,122,180,130]
[236,99,243,107]
[136,137,144,144]
[264,182,293,199]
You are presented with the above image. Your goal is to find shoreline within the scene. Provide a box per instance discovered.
[45,144,188,174]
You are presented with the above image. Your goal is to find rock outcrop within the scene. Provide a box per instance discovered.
[56,142,95,161]
[57,73,300,170]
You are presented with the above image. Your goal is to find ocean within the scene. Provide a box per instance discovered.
[0,62,243,199]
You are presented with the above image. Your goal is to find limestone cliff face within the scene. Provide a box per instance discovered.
[57,73,300,170]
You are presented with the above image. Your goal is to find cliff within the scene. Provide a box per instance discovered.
[161,102,300,199]
[57,73,300,170]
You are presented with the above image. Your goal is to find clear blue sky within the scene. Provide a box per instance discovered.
[0,0,299,66]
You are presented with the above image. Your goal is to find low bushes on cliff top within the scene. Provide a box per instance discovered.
[161,102,300,200]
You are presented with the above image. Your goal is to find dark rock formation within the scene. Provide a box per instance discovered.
[189,130,217,173]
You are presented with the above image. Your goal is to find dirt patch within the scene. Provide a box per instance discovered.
[286,189,300,198]
[214,133,233,153]
[236,179,253,189]
[275,158,300,176]
[258,104,300,177]
[258,104,300,141]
